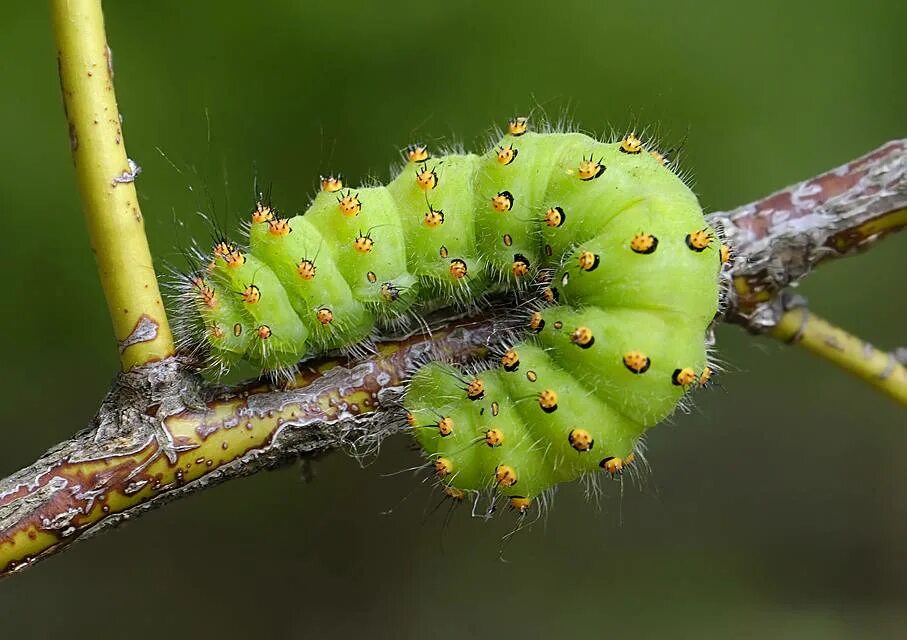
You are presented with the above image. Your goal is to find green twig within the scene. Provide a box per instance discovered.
[51,0,174,369]
[770,305,907,406]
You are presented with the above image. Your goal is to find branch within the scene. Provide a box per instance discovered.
[713,139,907,403]
[52,0,174,369]
[1,320,496,576]
[2,132,904,575]
[712,139,907,332]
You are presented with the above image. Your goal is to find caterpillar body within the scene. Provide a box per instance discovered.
[181,119,726,511]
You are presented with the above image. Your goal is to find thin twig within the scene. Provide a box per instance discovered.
[51,0,174,369]
[770,297,907,405]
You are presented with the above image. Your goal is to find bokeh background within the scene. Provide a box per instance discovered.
[2,1,906,638]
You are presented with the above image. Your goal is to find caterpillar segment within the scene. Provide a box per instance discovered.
[183,119,723,508]
[404,123,722,508]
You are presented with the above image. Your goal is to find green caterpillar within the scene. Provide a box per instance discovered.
[181,118,727,512]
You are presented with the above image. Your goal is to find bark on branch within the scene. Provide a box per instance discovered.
[1,142,905,579]
[713,139,907,332]
[0,321,496,576]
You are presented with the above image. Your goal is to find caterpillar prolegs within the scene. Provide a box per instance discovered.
[181,118,727,511]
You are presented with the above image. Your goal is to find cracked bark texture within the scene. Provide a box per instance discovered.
[1,141,905,579]
[713,139,907,332]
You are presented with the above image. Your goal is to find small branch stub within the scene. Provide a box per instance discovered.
[51,0,174,369]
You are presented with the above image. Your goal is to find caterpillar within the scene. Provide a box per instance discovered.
[178,118,727,513]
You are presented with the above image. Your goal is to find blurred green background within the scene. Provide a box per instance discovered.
[2,1,906,637]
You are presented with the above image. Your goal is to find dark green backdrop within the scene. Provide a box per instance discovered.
[2,2,906,638]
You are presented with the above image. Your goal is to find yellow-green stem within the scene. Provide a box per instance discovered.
[771,307,907,406]
[51,0,174,369]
